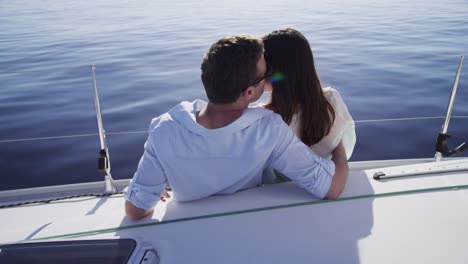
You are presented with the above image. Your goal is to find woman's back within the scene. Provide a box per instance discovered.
[262,28,356,160]
[288,87,355,159]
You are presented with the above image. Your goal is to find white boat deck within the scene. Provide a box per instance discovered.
[1,159,468,263]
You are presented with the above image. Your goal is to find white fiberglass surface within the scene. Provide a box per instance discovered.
[1,160,468,263]
[86,188,468,264]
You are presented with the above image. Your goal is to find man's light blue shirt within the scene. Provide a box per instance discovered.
[124,100,335,210]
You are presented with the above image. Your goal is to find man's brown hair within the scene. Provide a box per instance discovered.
[201,35,264,104]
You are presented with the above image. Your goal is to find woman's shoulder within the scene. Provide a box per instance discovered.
[322,86,354,120]
[322,86,341,96]
[322,87,344,106]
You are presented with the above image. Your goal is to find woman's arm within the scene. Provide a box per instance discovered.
[320,87,356,160]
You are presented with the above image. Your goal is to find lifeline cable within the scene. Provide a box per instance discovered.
[2,116,468,143]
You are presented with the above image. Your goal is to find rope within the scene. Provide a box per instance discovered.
[0,131,147,143]
[31,183,468,241]
[0,192,123,209]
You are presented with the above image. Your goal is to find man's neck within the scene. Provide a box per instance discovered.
[196,102,246,129]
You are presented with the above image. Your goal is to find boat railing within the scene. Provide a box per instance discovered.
[371,55,466,179]
[434,56,466,161]
[91,64,115,193]
[0,56,466,193]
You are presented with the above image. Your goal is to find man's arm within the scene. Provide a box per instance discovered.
[268,114,336,199]
[324,141,349,199]
[125,200,154,220]
[123,125,167,220]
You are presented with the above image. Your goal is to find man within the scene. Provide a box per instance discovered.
[124,35,348,220]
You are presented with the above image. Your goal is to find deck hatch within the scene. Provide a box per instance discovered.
[0,239,136,264]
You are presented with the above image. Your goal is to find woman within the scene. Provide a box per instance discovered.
[262,28,355,161]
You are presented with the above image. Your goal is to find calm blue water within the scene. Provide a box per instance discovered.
[0,0,467,190]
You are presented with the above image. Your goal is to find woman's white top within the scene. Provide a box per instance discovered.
[289,87,356,160]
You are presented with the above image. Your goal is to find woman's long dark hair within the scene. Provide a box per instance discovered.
[262,28,335,146]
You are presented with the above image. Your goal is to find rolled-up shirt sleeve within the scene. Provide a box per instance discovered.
[268,115,335,199]
[123,133,167,210]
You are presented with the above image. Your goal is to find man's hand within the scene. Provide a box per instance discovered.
[324,141,349,199]
[125,200,154,220]
[160,191,171,202]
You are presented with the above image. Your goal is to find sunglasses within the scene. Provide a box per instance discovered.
[250,64,273,87]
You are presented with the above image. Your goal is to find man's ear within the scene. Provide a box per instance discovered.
[240,86,254,101]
